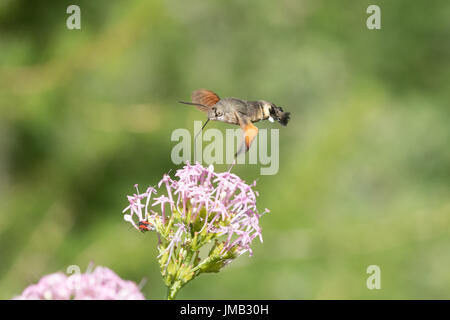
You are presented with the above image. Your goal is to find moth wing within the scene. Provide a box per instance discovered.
[191,89,221,107]
[236,113,258,155]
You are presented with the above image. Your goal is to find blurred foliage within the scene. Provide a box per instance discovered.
[0,0,449,299]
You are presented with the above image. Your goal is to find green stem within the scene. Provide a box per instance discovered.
[192,250,199,267]
[165,214,175,235]
[191,256,212,274]
[166,279,183,300]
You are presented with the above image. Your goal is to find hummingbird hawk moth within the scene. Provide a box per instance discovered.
[179,89,290,155]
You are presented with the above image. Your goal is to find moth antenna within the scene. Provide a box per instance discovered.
[178,101,209,108]
[179,101,211,113]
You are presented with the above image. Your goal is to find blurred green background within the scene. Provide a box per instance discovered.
[1,0,449,299]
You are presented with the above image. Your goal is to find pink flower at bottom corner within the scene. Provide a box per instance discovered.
[13,266,145,300]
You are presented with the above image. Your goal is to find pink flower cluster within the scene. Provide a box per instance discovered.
[123,163,267,256]
[14,266,145,300]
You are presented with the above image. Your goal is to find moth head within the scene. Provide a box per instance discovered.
[208,106,224,121]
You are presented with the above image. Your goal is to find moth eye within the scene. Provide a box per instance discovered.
[216,110,223,116]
